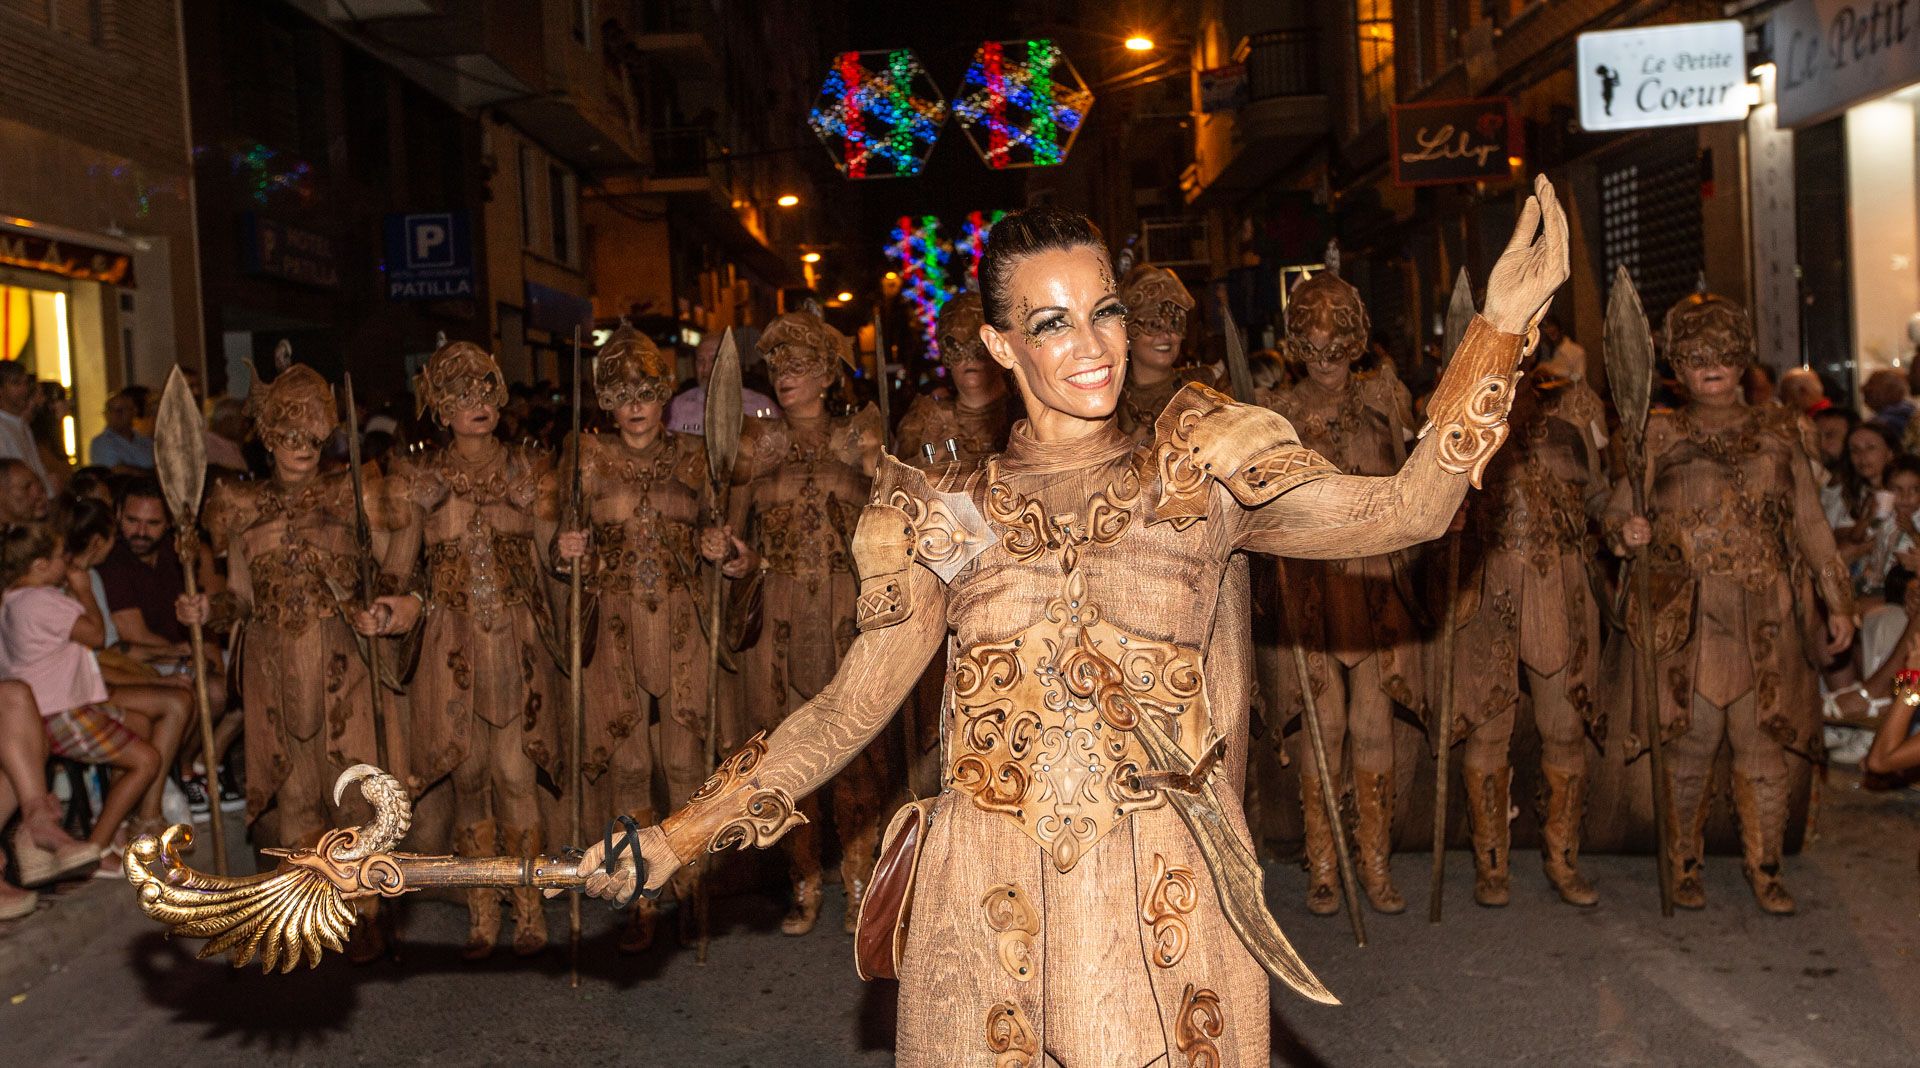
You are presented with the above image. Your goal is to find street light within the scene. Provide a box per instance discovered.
[802,251,821,263]
[1124,35,1154,51]
[777,194,801,207]
[836,291,854,303]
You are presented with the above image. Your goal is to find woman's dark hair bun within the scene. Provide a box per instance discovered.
[977,207,1109,330]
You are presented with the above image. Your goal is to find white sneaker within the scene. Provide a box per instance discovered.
[162,778,195,827]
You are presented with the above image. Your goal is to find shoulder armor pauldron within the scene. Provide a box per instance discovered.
[1150,383,1338,525]
[853,454,995,630]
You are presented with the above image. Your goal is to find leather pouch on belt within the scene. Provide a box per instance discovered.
[854,797,936,981]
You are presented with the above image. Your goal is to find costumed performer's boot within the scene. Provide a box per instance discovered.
[456,819,501,959]
[1353,769,1405,914]
[1298,771,1342,917]
[782,873,823,936]
[1733,772,1795,915]
[1463,765,1511,907]
[503,823,548,956]
[1665,768,1710,910]
[1539,762,1598,906]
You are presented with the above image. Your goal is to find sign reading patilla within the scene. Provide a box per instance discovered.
[1576,21,1750,132]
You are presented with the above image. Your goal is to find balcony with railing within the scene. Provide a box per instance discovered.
[1241,29,1321,101]
[1186,26,1330,205]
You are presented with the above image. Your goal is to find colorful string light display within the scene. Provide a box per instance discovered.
[808,49,948,180]
[885,214,955,347]
[954,210,1007,283]
[952,39,1093,170]
[881,211,1010,350]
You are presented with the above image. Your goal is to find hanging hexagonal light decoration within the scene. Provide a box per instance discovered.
[808,49,948,180]
[952,39,1094,170]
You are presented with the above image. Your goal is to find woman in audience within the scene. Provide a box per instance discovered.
[0,676,101,918]
[0,523,165,876]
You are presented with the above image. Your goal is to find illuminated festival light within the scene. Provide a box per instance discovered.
[952,39,1094,170]
[884,214,955,347]
[954,210,1007,283]
[808,49,948,180]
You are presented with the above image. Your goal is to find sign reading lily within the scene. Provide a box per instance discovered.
[809,49,949,179]
[953,39,1094,169]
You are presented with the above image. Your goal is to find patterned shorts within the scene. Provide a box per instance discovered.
[43,704,140,764]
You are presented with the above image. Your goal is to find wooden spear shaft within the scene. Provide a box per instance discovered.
[177,542,228,877]
[1429,532,1461,924]
[1276,558,1366,948]
[568,326,585,985]
[1630,461,1676,917]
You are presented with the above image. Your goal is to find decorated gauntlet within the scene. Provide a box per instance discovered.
[1419,315,1536,489]
[655,732,808,865]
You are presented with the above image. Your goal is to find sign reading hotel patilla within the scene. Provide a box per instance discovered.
[1576,21,1750,132]
[1774,0,1920,129]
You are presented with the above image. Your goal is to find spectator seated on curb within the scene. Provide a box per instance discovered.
[0,678,100,920]
[0,523,163,879]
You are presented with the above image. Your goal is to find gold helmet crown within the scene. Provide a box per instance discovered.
[594,322,676,409]
[249,363,336,449]
[416,338,506,422]
[757,311,853,380]
[1283,272,1370,367]
[934,292,989,368]
[1118,264,1194,339]
[1663,293,1754,370]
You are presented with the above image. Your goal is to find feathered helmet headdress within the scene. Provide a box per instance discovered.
[1118,264,1194,339]
[1663,294,1754,371]
[934,292,989,368]
[594,321,675,410]
[1284,269,1370,368]
[416,334,506,423]
[249,358,337,450]
[757,311,854,380]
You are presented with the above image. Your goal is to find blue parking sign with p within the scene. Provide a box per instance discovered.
[385,212,474,300]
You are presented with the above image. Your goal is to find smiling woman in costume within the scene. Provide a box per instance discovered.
[574,177,1569,1066]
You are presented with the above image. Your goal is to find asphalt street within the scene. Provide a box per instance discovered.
[4,773,1917,1067]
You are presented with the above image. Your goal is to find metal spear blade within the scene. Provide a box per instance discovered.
[154,367,207,527]
[1604,264,1655,444]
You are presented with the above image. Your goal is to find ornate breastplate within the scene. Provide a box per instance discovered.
[946,458,1205,872]
[426,517,535,630]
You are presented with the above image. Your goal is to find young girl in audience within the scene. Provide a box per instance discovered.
[0,524,163,877]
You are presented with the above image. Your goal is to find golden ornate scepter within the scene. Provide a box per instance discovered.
[126,765,591,972]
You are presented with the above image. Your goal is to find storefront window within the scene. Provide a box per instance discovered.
[0,273,106,464]
[1355,0,1396,124]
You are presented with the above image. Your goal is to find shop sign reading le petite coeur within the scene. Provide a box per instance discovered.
[1773,0,1920,129]
[1576,21,1751,132]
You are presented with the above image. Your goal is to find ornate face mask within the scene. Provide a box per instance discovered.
[1283,273,1370,369]
[594,324,676,410]
[1663,294,1754,372]
[1118,264,1194,340]
[935,292,989,368]
[416,340,507,423]
[249,364,336,452]
[757,312,853,380]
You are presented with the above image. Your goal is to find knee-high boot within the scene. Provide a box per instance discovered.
[501,822,548,956]
[1665,765,1711,910]
[1539,763,1598,906]
[456,819,501,959]
[1298,771,1341,916]
[1353,769,1405,914]
[1733,772,1795,915]
[1462,766,1511,907]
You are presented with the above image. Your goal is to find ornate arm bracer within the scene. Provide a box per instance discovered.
[1417,315,1530,488]
[656,732,809,864]
[1815,555,1856,619]
[206,590,250,632]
